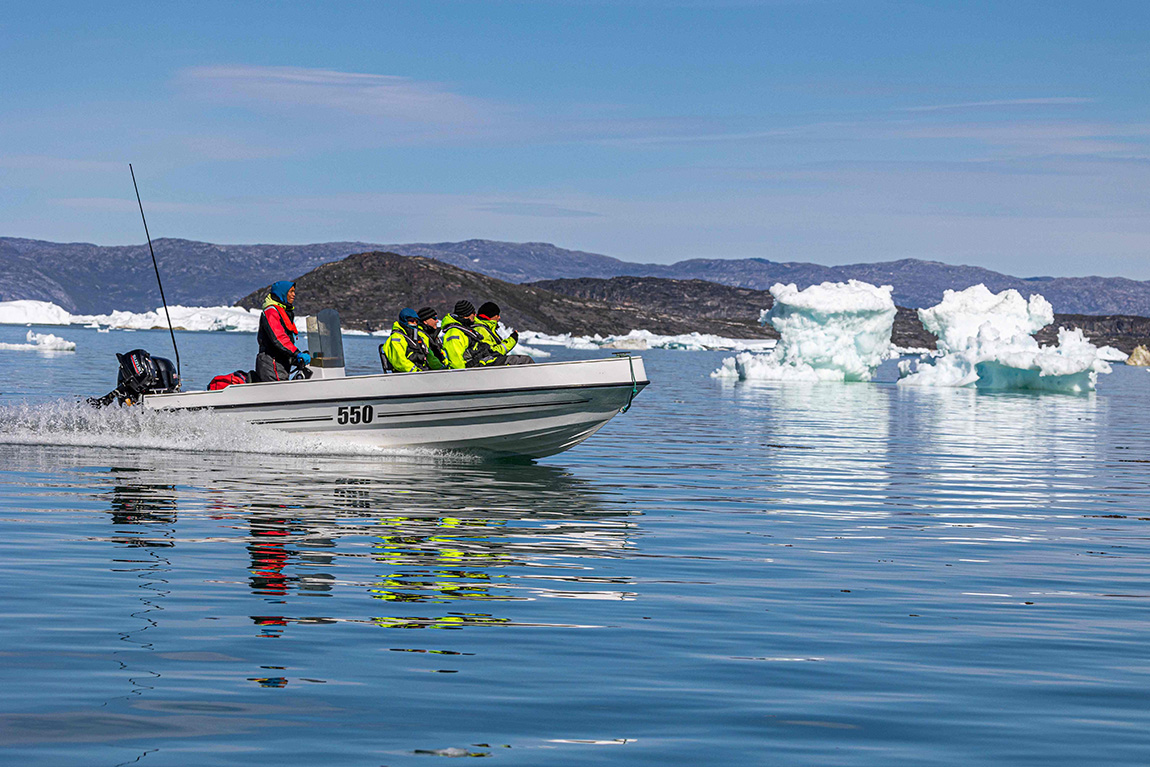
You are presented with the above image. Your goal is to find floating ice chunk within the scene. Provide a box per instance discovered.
[1096,345,1129,362]
[713,280,896,382]
[518,328,773,352]
[899,285,1110,392]
[1128,345,1150,366]
[918,284,1052,353]
[75,305,264,332]
[0,330,77,351]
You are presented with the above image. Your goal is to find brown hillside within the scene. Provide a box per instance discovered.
[236,251,774,337]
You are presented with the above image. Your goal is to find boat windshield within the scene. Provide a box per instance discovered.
[306,308,345,369]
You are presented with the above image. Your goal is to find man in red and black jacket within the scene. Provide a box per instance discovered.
[255,281,310,382]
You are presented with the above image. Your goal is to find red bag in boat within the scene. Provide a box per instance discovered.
[208,371,250,390]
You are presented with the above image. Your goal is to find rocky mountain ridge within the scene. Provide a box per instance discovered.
[4,235,1150,317]
[239,253,1150,353]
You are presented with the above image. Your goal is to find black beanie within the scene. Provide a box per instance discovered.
[453,300,475,317]
[477,301,500,319]
[417,306,438,322]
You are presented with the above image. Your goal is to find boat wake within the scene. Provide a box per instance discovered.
[0,400,477,461]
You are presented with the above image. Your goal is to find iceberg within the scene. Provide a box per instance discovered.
[0,300,74,327]
[0,330,77,352]
[713,280,897,382]
[0,299,265,333]
[898,285,1111,392]
[520,328,776,353]
[75,305,263,333]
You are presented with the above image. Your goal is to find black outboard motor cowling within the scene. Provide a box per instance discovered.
[89,349,181,407]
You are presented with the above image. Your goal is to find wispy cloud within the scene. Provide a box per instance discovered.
[54,198,228,215]
[476,201,601,218]
[901,97,1093,112]
[179,65,502,129]
[0,155,123,173]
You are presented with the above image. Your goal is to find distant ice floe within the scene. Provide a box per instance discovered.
[898,284,1111,392]
[0,299,263,332]
[0,330,77,352]
[0,301,775,358]
[523,328,776,353]
[713,280,897,382]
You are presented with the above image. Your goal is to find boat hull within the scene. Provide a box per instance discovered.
[142,356,649,459]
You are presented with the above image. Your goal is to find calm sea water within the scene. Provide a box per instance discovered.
[1,323,1149,766]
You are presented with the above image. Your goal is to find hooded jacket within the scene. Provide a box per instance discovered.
[257,283,300,366]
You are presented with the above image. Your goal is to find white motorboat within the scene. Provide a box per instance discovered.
[117,310,650,459]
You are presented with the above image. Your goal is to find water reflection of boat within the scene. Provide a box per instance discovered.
[20,446,641,636]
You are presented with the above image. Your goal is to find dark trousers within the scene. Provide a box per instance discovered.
[255,352,290,382]
[490,354,534,366]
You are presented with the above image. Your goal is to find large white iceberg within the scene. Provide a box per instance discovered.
[898,284,1111,392]
[0,300,74,326]
[713,280,897,382]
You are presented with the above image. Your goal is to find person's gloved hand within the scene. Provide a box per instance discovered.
[509,330,519,342]
[295,351,312,367]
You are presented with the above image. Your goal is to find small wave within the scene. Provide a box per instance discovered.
[0,400,477,461]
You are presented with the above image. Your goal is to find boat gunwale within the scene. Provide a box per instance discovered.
[143,355,650,410]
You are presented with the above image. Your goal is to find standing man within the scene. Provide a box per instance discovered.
[474,302,533,366]
[255,281,310,382]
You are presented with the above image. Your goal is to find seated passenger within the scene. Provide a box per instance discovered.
[417,306,447,369]
[382,308,439,373]
[255,281,310,382]
[440,300,494,369]
[474,302,533,366]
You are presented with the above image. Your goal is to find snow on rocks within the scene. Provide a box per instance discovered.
[898,285,1111,392]
[0,330,77,351]
[713,280,897,382]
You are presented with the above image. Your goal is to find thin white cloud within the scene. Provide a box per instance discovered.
[179,65,501,128]
[902,97,1093,112]
[0,155,122,173]
[54,198,228,215]
[476,201,601,218]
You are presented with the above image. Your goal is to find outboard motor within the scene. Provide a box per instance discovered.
[89,348,181,407]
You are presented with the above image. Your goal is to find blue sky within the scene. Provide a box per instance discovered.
[3,0,1150,278]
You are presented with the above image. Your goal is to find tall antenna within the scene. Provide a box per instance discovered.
[129,164,180,379]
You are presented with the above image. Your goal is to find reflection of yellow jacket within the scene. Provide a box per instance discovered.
[473,318,517,363]
[382,322,443,372]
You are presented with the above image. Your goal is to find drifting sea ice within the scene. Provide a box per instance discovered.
[713,280,897,382]
[520,328,775,353]
[898,284,1111,392]
[0,330,76,352]
[0,299,264,332]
